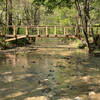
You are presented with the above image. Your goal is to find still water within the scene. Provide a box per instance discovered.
[0,38,100,100]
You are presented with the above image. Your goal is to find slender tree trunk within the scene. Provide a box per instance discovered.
[33,7,40,26]
[24,3,40,43]
[6,0,8,25]
[32,5,40,42]
[75,0,92,53]
[76,17,81,37]
[8,0,13,34]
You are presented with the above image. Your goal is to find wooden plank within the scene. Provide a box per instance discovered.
[4,34,81,38]
[5,25,100,29]
[28,35,37,37]
[4,34,83,42]
[4,35,15,37]
[5,36,26,42]
[28,34,79,38]
[6,25,73,28]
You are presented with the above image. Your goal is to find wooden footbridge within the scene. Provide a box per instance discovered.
[0,25,99,43]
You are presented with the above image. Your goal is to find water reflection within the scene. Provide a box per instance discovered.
[0,44,100,100]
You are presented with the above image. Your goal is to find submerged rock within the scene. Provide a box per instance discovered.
[49,69,54,72]
[67,85,75,90]
[32,61,36,63]
[78,43,86,49]
[25,96,48,100]
[38,78,49,84]
[89,91,96,96]
[88,93,100,100]
[62,56,71,60]
[55,65,65,68]
[74,96,82,100]
[47,73,53,77]
[93,52,100,57]
[3,75,14,83]
[58,98,72,100]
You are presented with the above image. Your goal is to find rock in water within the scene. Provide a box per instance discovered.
[25,96,48,100]
[58,98,72,100]
[74,96,82,100]
[89,93,100,100]
[89,91,96,96]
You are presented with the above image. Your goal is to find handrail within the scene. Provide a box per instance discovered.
[3,25,100,28]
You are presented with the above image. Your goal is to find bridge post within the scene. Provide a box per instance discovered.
[64,27,66,36]
[75,26,77,36]
[37,26,40,37]
[46,26,49,37]
[13,25,17,46]
[54,26,57,37]
[26,26,31,43]
[96,27,98,35]
[26,26,28,37]
[2,27,6,49]
[2,27,6,40]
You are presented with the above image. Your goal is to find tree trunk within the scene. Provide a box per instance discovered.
[7,0,13,34]
[75,0,92,53]
[6,0,8,25]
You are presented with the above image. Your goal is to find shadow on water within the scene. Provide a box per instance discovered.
[0,42,100,100]
[55,52,100,99]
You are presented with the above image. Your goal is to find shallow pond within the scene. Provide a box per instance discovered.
[0,38,100,100]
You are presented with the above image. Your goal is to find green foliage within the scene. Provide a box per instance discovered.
[0,41,9,50]
[0,0,100,27]
[33,0,73,13]
[11,38,29,46]
[0,0,3,2]
[18,28,26,35]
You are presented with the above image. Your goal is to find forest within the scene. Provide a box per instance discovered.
[0,0,100,53]
[0,0,100,100]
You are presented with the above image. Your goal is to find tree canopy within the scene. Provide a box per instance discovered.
[0,0,100,52]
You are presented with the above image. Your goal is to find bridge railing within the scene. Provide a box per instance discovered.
[0,25,100,38]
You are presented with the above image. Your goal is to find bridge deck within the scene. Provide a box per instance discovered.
[4,35,79,43]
